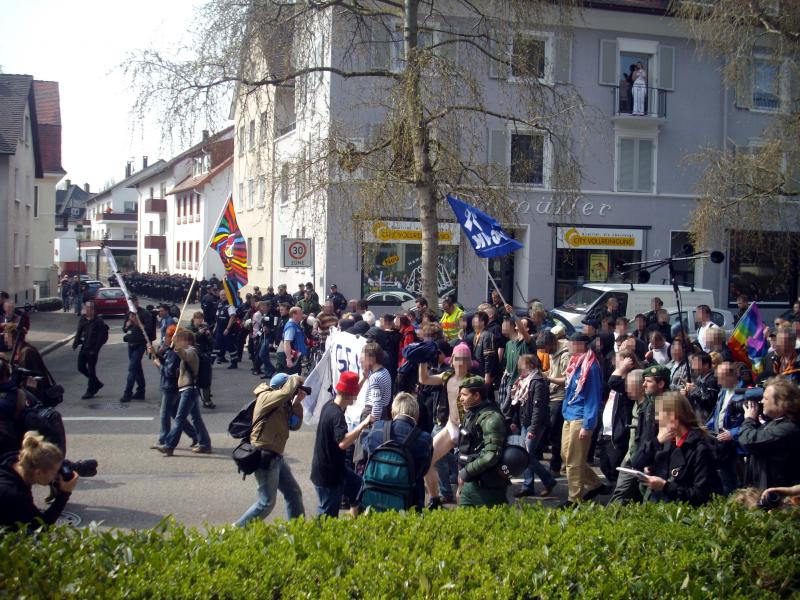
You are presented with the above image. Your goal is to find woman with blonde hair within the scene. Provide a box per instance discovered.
[0,431,79,530]
[632,392,721,505]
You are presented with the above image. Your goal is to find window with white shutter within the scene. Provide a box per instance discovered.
[616,137,655,193]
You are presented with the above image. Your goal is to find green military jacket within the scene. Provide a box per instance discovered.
[458,400,507,486]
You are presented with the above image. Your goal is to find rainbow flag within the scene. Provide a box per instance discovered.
[210,195,248,306]
[727,302,768,376]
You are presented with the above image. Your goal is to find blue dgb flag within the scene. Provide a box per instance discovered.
[446,194,523,258]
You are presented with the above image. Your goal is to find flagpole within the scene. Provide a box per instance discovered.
[176,194,232,329]
[483,259,509,307]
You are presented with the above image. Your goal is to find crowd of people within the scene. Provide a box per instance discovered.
[1,278,800,530]
[164,283,800,520]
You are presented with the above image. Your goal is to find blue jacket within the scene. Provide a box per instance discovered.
[706,388,747,456]
[366,415,433,508]
[561,360,603,431]
[283,320,308,356]
[159,348,179,392]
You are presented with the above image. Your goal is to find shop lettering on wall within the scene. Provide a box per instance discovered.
[511,197,612,217]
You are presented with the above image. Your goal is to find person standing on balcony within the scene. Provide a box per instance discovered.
[631,62,647,116]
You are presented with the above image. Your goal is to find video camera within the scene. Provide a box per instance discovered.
[729,387,765,420]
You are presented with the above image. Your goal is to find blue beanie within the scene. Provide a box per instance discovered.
[270,373,290,389]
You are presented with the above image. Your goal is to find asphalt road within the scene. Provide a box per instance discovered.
[37,313,595,530]
[39,320,320,529]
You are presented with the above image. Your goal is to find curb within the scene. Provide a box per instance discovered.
[40,334,75,357]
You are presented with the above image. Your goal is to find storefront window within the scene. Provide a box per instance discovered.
[554,226,644,306]
[728,231,799,306]
[362,220,460,301]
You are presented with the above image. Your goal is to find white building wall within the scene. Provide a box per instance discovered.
[0,103,37,303]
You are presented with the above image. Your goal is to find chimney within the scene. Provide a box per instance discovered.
[125,162,132,178]
[65,179,71,189]
[202,130,209,141]
[142,156,149,170]
[83,183,90,193]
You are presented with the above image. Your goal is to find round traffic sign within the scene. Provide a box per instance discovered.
[288,241,307,260]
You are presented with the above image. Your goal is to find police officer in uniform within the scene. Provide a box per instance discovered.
[456,375,509,508]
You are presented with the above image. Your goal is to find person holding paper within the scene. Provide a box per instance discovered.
[632,392,721,506]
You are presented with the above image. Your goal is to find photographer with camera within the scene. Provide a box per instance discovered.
[738,378,800,489]
[0,430,79,531]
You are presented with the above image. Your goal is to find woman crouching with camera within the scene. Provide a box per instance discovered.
[0,431,78,531]
[632,392,721,506]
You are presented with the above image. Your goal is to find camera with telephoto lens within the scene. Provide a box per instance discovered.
[729,387,764,420]
[758,491,783,511]
[59,459,99,481]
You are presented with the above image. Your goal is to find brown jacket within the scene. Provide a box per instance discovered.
[174,346,199,390]
[250,375,304,455]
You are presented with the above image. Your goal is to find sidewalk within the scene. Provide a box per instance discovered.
[25,310,81,356]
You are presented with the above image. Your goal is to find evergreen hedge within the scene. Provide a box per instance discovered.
[1,501,798,598]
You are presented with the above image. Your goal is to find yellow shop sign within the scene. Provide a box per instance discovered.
[557,227,643,250]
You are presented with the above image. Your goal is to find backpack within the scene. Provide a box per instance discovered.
[230,402,282,479]
[358,422,421,512]
[169,304,181,319]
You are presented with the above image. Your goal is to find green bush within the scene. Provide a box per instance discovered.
[1,501,798,598]
[34,297,63,312]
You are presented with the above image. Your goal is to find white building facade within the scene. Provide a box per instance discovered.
[232,3,799,315]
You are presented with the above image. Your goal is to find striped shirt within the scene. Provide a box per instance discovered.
[366,367,393,420]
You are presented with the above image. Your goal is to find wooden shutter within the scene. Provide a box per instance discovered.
[735,58,753,109]
[618,138,635,191]
[488,128,508,183]
[554,36,572,84]
[489,32,510,79]
[658,45,675,90]
[599,39,618,86]
[371,22,391,70]
[637,139,654,192]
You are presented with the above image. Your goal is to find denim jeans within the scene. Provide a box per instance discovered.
[258,337,275,376]
[314,467,362,518]
[158,389,197,446]
[235,455,305,526]
[123,344,146,398]
[164,388,211,449]
[431,424,457,499]
[522,431,557,492]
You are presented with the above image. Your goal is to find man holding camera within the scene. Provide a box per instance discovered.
[738,378,800,489]
[234,373,307,526]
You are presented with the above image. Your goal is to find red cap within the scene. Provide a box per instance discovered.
[336,371,360,396]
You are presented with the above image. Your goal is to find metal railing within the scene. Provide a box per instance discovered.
[612,86,668,119]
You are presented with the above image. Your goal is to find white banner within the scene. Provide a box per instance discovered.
[301,328,368,426]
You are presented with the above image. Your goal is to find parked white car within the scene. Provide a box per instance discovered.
[668,307,736,341]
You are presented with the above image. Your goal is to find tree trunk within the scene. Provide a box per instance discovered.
[404,0,441,309]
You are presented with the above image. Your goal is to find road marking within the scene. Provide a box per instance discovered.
[62,417,154,421]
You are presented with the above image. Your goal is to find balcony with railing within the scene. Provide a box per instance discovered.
[95,211,138,223]
[145,198,167,213]
[144,235,166,250]
[611,86,668,127]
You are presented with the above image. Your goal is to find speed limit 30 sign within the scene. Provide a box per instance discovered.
[281,238,313,268]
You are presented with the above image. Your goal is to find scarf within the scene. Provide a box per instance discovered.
[510,371,534,407]
[565,350,598,398]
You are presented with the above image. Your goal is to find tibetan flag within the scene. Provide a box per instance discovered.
[727,302,769,376]
[210,195,248,306]
[447,194,523,258]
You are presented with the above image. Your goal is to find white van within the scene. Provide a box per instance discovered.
[552,284,715,329]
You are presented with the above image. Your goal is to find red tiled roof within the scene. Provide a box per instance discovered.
[167,155,234,196]
[33,81,64,174]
